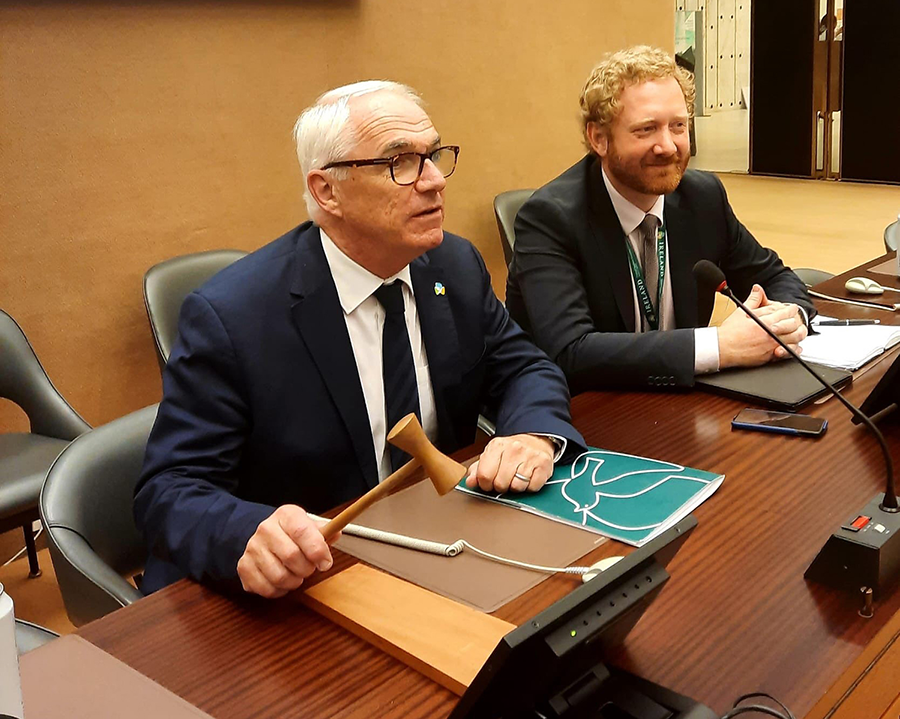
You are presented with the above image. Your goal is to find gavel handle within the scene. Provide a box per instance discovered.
[321,459,423,540]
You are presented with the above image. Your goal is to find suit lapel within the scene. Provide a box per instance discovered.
[410,256,461,450]
[586,159,637,332]
[289,227,379,489]
[663,192,701,329]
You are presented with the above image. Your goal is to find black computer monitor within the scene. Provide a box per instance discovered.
[450,516,715,719]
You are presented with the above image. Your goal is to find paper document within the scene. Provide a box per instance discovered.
[800,315,900,370]
[457,448,723,547]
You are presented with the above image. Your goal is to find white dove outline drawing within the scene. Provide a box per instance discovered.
[543,450,713,531]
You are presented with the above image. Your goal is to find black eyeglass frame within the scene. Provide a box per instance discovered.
[321,145,460,186]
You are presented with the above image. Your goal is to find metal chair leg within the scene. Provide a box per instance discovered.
[23,525,41,578]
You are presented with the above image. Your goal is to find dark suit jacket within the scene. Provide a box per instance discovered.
[135,222,585,593]
[505,155,814,394]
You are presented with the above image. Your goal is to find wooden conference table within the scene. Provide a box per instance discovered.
[78,256,900,719]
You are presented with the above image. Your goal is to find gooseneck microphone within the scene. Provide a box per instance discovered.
[693,259,900,597]
[693,259,897,510]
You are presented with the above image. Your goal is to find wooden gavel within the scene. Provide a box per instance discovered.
[321,414,467,539]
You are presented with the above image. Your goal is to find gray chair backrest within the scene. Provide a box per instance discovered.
[40,404,157,627]
[493,189,535,265]
[793,267,835,288]
[885,220,900,253]
[143,249,247,367]
[15,619,58,655]
[0,310,90,440]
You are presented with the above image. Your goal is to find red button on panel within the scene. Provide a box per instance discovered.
[851,515,871,530]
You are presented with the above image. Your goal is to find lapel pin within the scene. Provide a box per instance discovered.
[434,282,446,296]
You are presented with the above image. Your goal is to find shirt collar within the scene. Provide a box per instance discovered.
[601,165,666,236]
[319,228,412,315]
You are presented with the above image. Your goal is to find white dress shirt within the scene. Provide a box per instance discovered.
[320,230,439,481]
[321,229,565,482]
[601,168,720,374]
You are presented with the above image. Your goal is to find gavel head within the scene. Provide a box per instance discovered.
[387,414,467,495]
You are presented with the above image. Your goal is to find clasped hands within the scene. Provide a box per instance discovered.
[237,433,555,598]
[717,284,808,369]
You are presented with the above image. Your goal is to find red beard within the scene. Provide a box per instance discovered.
[607,142,689,196]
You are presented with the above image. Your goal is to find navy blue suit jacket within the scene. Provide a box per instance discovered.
[506,156,815,393]
[135,222,585,592]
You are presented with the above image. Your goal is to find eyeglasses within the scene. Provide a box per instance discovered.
[322,145,460,186]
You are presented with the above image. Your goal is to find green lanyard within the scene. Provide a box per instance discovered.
[624,223,666,331]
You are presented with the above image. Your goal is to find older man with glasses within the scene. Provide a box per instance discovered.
[135,81,585,599]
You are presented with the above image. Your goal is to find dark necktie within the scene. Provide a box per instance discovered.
[374,282,421,472]
[639,214,660,329]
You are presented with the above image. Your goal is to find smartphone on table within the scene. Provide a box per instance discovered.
[731,408,827,437]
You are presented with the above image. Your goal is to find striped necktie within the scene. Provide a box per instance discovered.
[639,214,660,329]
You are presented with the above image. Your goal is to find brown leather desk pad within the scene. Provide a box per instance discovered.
[20,634,212,718]
[335,481,605,612]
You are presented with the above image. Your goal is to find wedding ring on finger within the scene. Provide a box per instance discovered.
[513,471,531,487]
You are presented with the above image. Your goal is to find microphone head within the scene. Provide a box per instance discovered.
[693,260,727,293]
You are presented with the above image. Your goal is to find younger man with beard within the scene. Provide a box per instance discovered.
[506,46,814,393]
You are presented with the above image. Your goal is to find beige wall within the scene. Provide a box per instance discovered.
[0,1,674,429]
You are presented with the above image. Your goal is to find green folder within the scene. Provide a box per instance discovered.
[456,448,723,547]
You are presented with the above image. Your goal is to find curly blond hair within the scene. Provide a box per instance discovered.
[579,46,695,151]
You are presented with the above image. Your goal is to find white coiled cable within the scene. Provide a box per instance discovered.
[311,516,590,576]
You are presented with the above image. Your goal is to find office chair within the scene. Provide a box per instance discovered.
[0,310,90,578]
[143,249,247,369]
[482,189,538,437]
[474,189,536,437]
[15,618,58,655]
[493,189,535,265]
[793,267,835,288]
[884,219,900,253]
[40,404,156,627]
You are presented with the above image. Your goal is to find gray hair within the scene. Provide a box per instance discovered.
[292,80,423,219]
